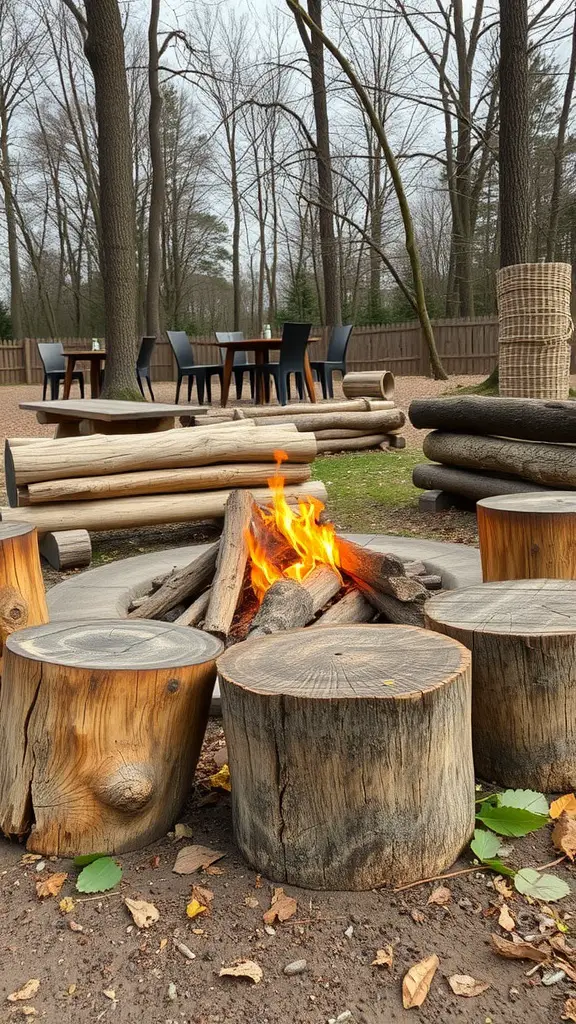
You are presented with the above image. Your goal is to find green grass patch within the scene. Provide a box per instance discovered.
[312,450,422,528]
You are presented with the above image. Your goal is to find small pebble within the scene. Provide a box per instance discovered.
[284,960,307,976]
[264,925,276,936]
[542,969,566,986]
[344,926,354,939]
[328,1014,352,1024]
[508,987,520,1001]
[167,982,177,1001]
[35,861,46,873]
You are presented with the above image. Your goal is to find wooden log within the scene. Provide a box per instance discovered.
[203,491,253,640]
[477,493,576,582]
[39,530,92,570]
[232,398,394,419]
[384,434,406,450]
[314,428,374,439]
[5,425,316,486]
[130,542,219,620]
[0,524,48,668]
[313,589,376,625]
[342,370,395,401]
[0,620,222,854]
[255,409,404,434]
[249,565,341,637]
[218,623,474,888]
[355,580,427,627]
[336,536,429,604]
[26,462,312,504]
[403,560,427,576]
[0,482,329,536]
[419,575,443,590]
[174,589,211,627]
[426,579,576,790]
[422,431,576,488]
[316,434,390,454]
[410,395,576,443]
[412,462,558,502]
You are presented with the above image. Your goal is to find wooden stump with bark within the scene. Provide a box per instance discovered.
[426,579,576,790]
[0,524,48,667]
[477,493,576,581]
[0,619,222,855]
[218,623,474,889]
[342,370,395,400]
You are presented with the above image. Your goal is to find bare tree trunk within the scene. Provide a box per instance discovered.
[145,0,164,340]
[499,0,530,267]
[546,6,576,261]
[0,94,23,338]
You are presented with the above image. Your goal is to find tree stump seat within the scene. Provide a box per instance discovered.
[426,579,576,790]
[0,619,222,856]
[477,493,576,582]
[218,623,474,890]
[0,523,48,669]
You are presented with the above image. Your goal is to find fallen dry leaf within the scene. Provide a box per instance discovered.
[427,886,451,906]
[558,958,576,983]
[204,864,225,876]
[103,989,116,1001]
[35,872,67,898]
[20,854,41,865]
[562,997,576,1022]
[551,794,576,819]
[411,909,426,923]
[448,974,490,997]
[255,874,263,888]
[402,955,439,1009]
[263,887,297,925]
[173,845,224,875]
[553,813,576,861]
[159,938,168,951]
[189,885,214,916]
[490,933,550,963]
[219,960,262,984]
[186,898,208,920]
[245,897,260,909]
[493,877,514,899]
[372,945,394,968]
[124,897,160,929]
[7,980,40,1003]
[20,1009,37,1017]
[174,823,194,840]
[550,934,576,960]
[498,904,515,932]
[209,765,231,792]
[59,897,75,914]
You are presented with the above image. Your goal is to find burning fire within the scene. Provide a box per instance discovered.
[247,451,340,602]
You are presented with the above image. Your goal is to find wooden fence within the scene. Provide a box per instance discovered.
[1,316,564,387]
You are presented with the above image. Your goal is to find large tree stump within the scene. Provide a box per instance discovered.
[0,524,48,667]
[477,493,576,581]
[426,579,576,790]
[218,624,474,889]
[0,620,222,855]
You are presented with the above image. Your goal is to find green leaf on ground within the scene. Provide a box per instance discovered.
[497,790,549,815]
[476,804,548,837]
[73,853,107,867]
[483,858,516,878]
[76,857,122,893]
[514,868,570,902]
[470,828,500,862]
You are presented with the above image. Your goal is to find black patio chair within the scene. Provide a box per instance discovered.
[254,322,312,407]
[310,324,353,399]
[38,341,84,400]
[167,330,223,404]
[137,335,156,400]
[215,331,255,400]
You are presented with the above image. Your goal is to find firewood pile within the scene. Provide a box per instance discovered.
[128,487,442,638]
[207,395,407,453]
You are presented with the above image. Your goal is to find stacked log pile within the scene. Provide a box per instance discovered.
[210,395,407,453]
[409,395,576,509]
[127,490,442,635]
[1,421,324,536]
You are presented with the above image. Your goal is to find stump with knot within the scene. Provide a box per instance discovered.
[0,619,222,856]
[218,623,474,889]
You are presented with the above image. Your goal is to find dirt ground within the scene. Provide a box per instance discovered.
[0,375,572,1022]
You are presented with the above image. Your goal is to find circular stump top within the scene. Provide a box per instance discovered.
[0,522,36,541]
[427,579,576,637]
[6,619,223,670]
[477,492,576,515]
[218,623,470,698]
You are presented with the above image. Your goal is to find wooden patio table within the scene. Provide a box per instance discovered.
[63,349,106,399]
[19,399,207,438]
[211,338,320,408]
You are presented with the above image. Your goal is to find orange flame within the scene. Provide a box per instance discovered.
[246,450,340,602]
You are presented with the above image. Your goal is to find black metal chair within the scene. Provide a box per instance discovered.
[167,330,223,404]
[254,322,312,407]
[38,341,84,400]
[136,335,156,400]
[310,324,353,399]
[215,331,255,400]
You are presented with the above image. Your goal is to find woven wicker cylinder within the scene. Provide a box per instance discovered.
[499,341,571,399]
[497,262,573,346]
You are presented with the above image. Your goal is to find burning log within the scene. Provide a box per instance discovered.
[129,542,220,620]
[313,589,376,625]
[203,491,253,641]
[249,565,341,637]
[336,537,429,605]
